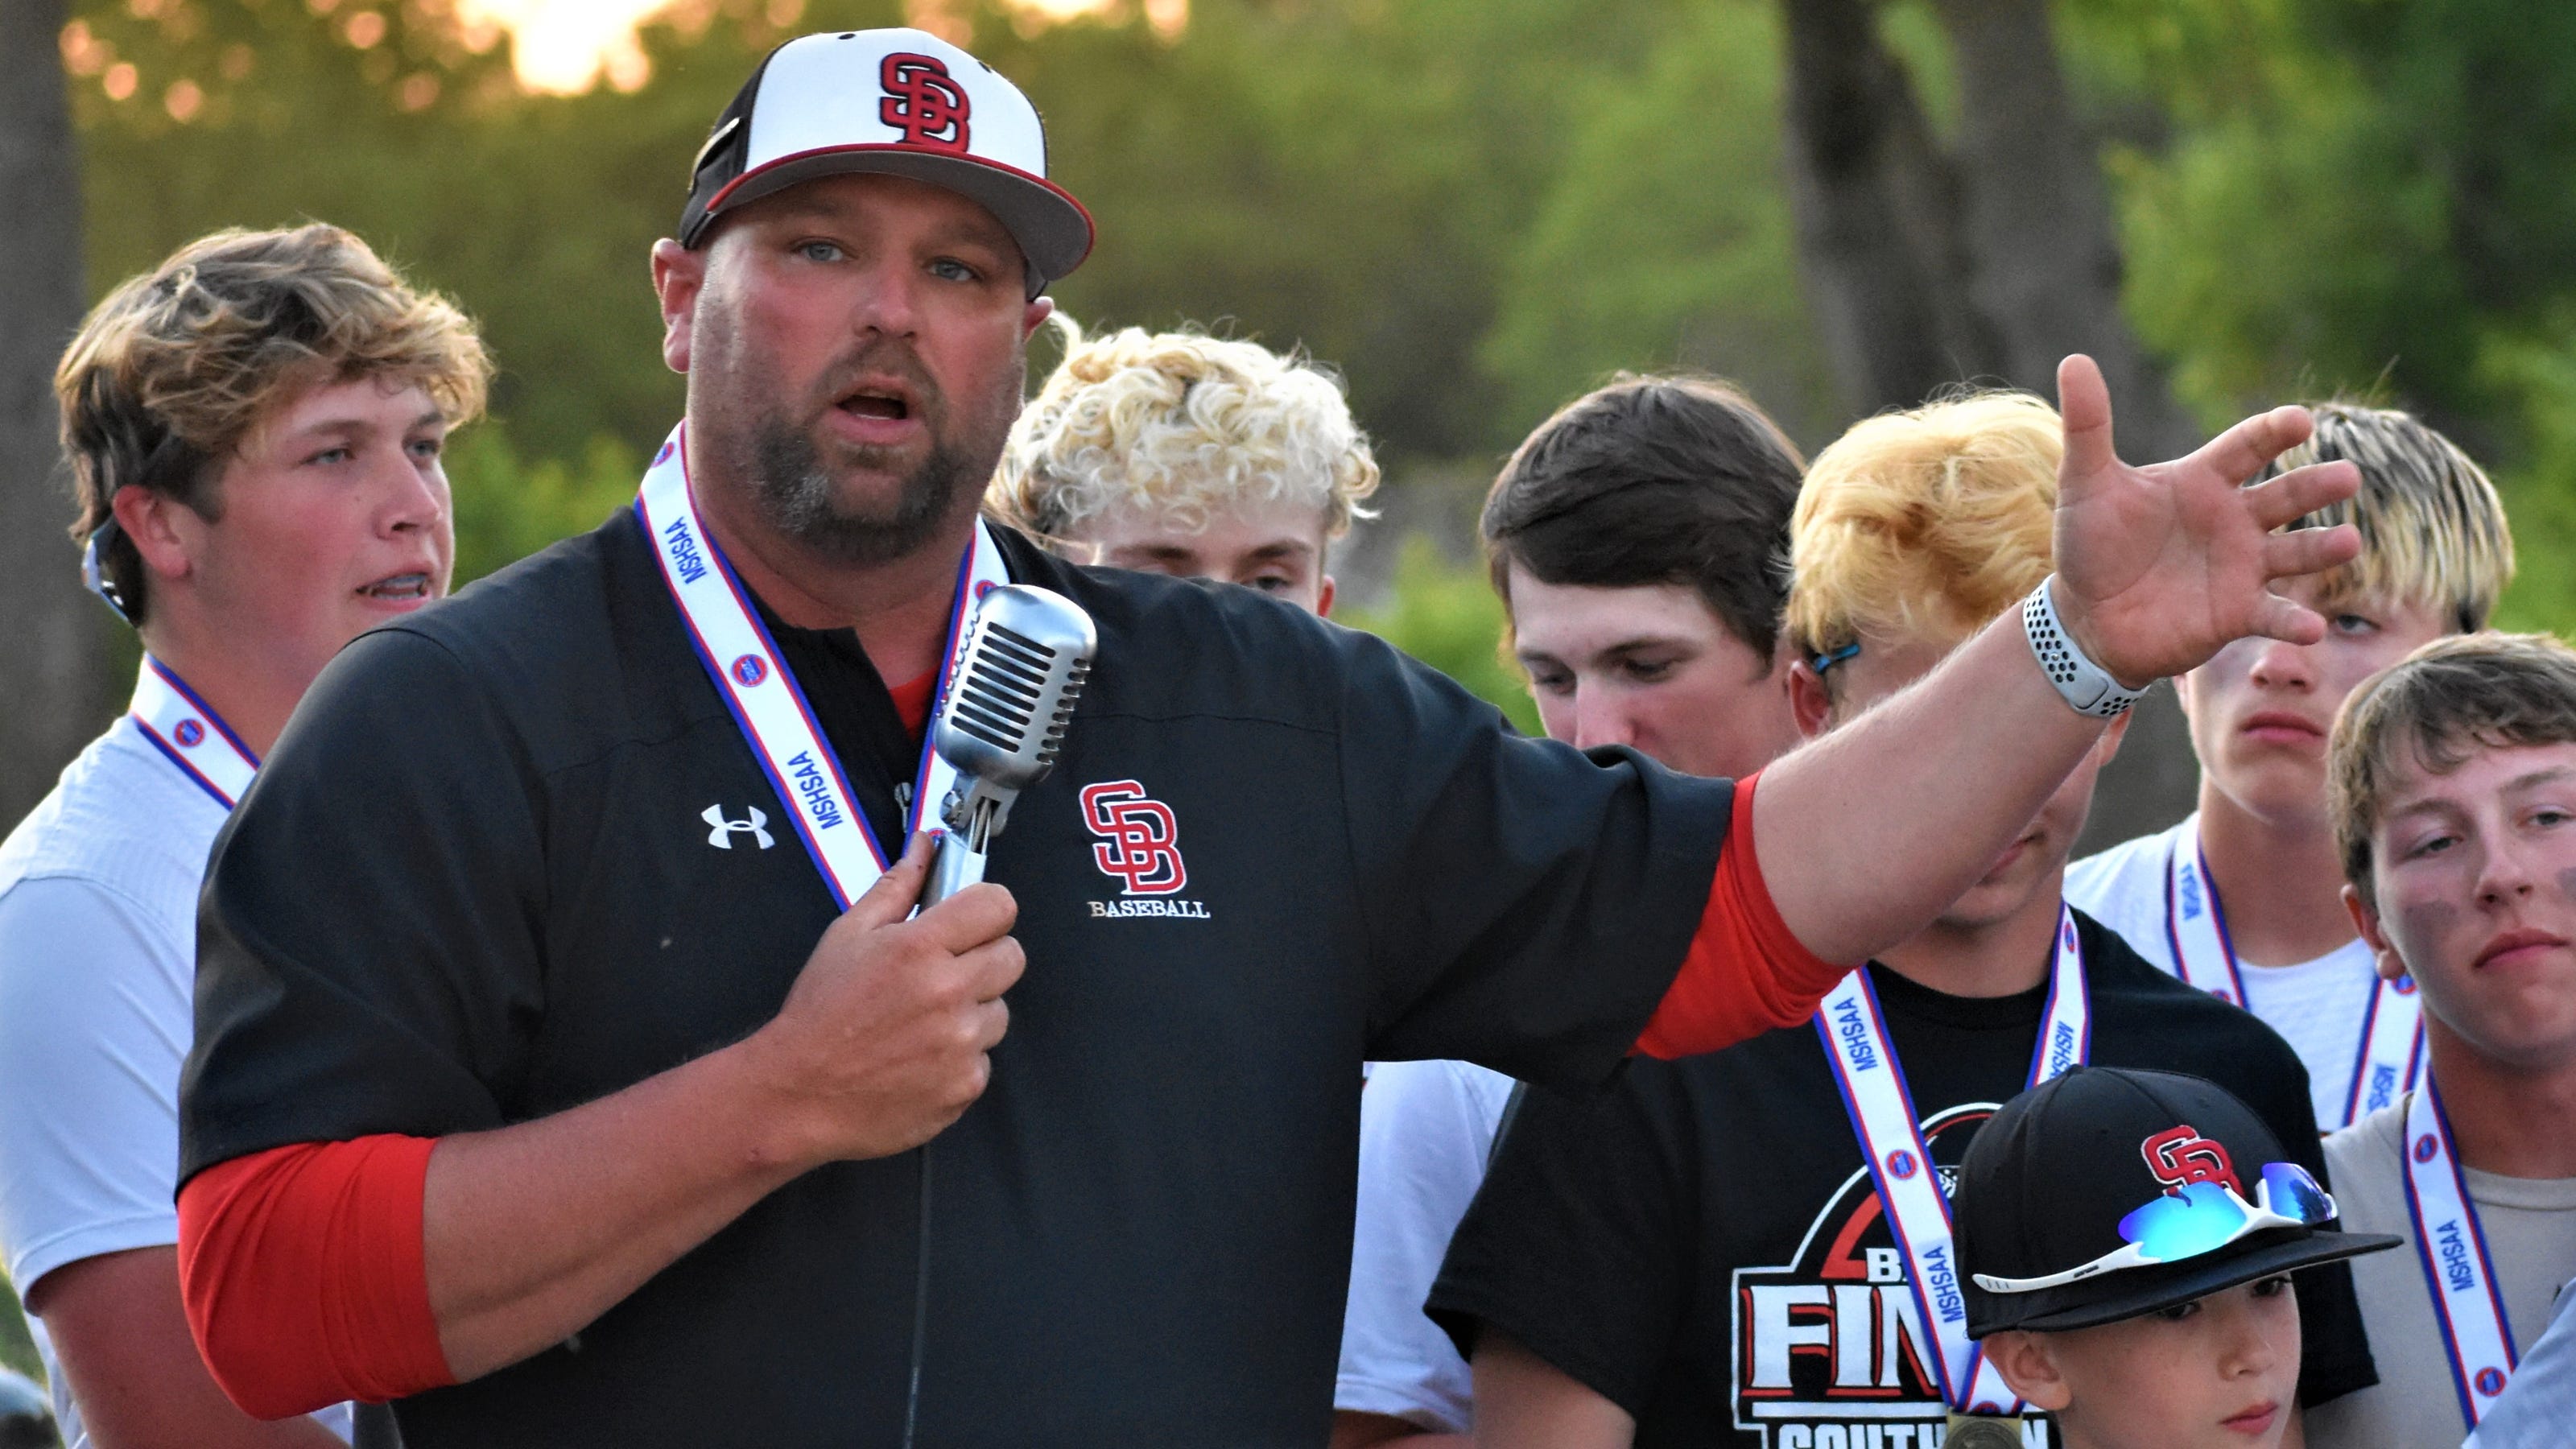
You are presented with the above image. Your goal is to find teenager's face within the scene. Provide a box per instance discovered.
[1794,633,2122,929]
[653,172,1051,566]
[1505,565,1800,780]
[2352,740,2576,1073]
[2180,576,2452,826]
[136,374,452,683]
[1074,500,1336,616]
[1993,1276,2301,1449]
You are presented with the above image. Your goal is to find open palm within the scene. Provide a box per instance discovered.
[2050,355,2362,687]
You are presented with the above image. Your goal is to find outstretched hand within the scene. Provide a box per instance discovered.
[2050,354,2362,687]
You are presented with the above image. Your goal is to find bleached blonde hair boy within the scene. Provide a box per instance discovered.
[988,315,1380,544]
[2260,402,2513,631]
[1785,390,2062,679]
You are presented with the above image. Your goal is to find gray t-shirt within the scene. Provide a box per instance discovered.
[2308,1098,2576,1448]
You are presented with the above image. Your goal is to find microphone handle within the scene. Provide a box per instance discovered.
[922,836,988,908]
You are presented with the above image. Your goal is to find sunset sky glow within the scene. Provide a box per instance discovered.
[456,0,1126,94]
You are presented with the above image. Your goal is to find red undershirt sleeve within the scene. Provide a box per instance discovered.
[1633,770,1852,1060]
[176,1135,452,1419]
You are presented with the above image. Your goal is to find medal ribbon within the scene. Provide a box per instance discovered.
[2168,828,2426,1127]
[1817,903,2091,1416]
[2343,973,2426,1125]
[636,423,1008,910]
[2401,1083,2518,1429]
[129,656,258,809]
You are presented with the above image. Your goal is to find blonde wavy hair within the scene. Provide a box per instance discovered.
[1785,390,2062,663]
[58,223,492,625]
[988,315,1380,545]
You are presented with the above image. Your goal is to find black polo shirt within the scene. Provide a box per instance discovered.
[180,510,1732,1447]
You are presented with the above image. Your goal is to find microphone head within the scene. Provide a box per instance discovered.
[931,584,1097,795]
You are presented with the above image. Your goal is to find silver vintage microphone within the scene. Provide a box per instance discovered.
[902,582,1096,1449]
[920,583,1097,906]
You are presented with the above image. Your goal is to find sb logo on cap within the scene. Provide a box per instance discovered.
[881,53,971,152]
[2140,1124,2244,1195]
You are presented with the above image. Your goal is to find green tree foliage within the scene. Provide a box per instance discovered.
[59,0,2576,642]
[1476,0,1838,448]
[2067,0,2576,630]
[1340,539,1542,734]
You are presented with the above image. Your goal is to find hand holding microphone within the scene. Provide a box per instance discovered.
[750,584,1096,1166]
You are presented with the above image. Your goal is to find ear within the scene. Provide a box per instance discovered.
[1982,1330,2074,1414]
[1788,658,1834,739]
[2344,882,2409,981]
[113,484,196,586]
[2172,667,2197,715]
[651,237,706,375]
[1315,574,1336,619]
[1023,293,1055,341]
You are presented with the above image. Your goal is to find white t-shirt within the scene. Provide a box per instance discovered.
[2310,1101,2576,1449]
[2065,814,2381,1128]
[1336,1059,1517,1434]
[0,712,351,1447]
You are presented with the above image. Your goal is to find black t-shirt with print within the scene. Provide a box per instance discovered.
[1428,912,2375,1448]
[177,510,1736,1448]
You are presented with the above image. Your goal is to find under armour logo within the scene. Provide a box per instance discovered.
[703,803,774,850]
[880,53,971,152]
[1081,780,1186,895]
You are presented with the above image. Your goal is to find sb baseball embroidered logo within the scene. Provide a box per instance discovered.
[1080,780,1208,919]
[880,53,970,151]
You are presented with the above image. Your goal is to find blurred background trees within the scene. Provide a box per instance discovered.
[14,0,2576,824]
[10,0,2576,1378]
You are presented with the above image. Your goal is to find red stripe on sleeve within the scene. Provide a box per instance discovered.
[1633,770,1853,1059]
[177,1136,453,1418]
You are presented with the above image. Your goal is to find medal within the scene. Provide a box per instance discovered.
[637,423,1009,909]
[2401,1083,2518,1427]
[1943,1412,2028,1448]
[128,656,258,809]
[2165,828,2425,1127]
[1818,904,2090,1418]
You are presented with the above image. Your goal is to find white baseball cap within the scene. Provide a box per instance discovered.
[679,29,1095,294]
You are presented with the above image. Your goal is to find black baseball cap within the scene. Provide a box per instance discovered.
[1956,1067,2400,1335]
[679,29,1095,295]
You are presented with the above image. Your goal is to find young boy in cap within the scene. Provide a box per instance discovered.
[2297,634,2576,1446]
[1424,394,2372,1447]
[1335,374,1808,1447]
[2065,405,2515,1130]
[987,316,1378,617]
[0,224,487,1447]
[1963,1066,2400,1449]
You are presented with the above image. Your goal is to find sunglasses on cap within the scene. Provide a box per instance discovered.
[1971,1162,2337,1295]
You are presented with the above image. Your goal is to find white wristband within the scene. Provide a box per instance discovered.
[2021,577,2146,719]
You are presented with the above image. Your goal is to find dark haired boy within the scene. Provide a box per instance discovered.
[2298,633,2576,1446]
[1963,1067,2400,1449]
[1335,375,1807,1447]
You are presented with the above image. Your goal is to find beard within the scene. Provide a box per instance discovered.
[749,422,976,568]
[708,329,1022,568]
